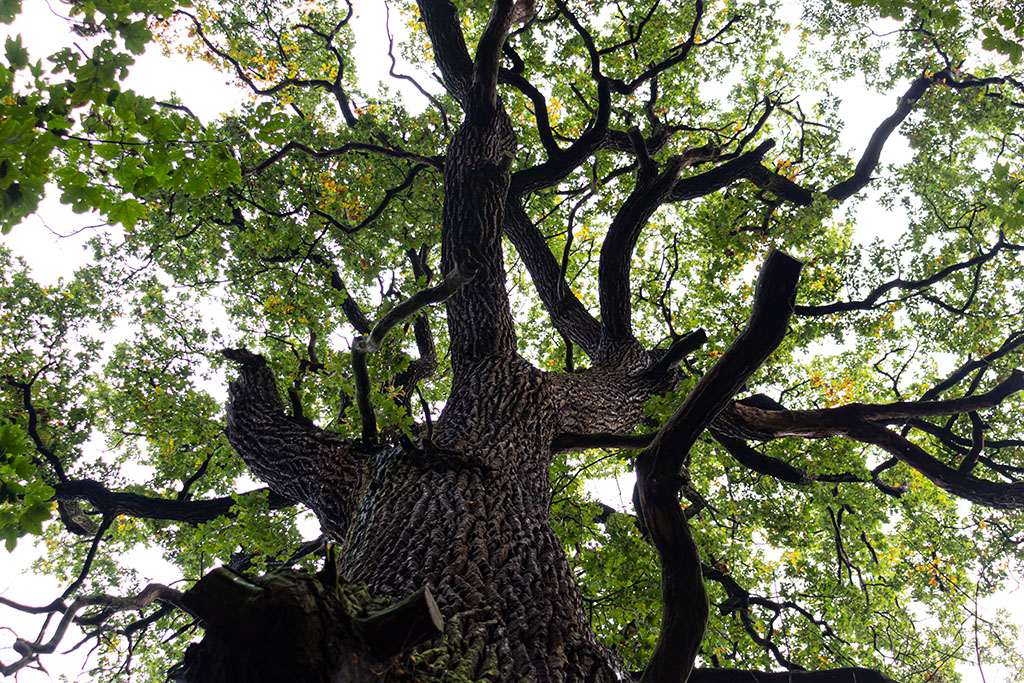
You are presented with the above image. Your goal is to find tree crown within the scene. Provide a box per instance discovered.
[1,0,1024,680]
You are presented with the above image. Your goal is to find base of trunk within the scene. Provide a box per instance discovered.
[170,566,442,683]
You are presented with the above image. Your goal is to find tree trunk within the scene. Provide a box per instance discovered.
[339,358,628,681]
[211,347,667,682]
[204,5,677,673]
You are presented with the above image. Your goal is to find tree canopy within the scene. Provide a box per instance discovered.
[2,0,1024,680]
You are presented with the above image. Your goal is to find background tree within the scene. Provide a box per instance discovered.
[2,0,1024,681]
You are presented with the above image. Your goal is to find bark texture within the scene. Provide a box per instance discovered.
[220,348,672,681]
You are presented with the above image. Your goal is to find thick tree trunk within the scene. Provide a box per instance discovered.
[213,349,665,682]
[340,357,627,681]
[204,6,670,676]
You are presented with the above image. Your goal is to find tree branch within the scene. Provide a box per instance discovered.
[636,250,802,683]
[688,667,896,682]
[826,75,934,201]
[509,0,612,194]
[351,262,475,443]
[729,370,1024,436]
[1,585,186,677]
[176,10,359,125]
[5,373,69,483]
[796,238,1020,315]
[222,349,368,541]
[471,0,516,115]
[415,0,474,104]
[52,480,293,523]
[607,0,706,95]
[599,156,690,358]
[503,199,603,356]
[243,141,441,177]
[668,139,775,202]
[728,371,1024,507]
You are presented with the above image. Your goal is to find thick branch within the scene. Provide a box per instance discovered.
[711,429,814,485]
[599,156,689,355]
[743,165,814,205]
[472,0,516,114]
[504,199,603,356]
[222,349,368,541]
[851,422,1024,508]
[826,75,933,201]
[52,480,292,523]
[668,139,775,202]
[361,262,477,355]
[499,68,561,157]
[509,0,612,194]
[643,251,803,472]
[729,370,1024,436]
[551,431,653,452]
[439,88,518,375]
[643,329,709,379]
[636,250,802,683]
[416,0,474,104]
[508,78,612,193]
[729,371,1024,507]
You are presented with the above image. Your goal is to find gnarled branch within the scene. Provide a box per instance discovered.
[351,260,476,443]
[222,349,368,541]
[636,250,802,683]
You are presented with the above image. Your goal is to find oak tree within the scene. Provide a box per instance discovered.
[2,0,1024,681]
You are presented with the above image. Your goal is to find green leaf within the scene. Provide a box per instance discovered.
[4,34,27,70]
[0,0,21,24]
[119,19,151,55]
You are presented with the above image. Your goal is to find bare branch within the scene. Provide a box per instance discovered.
[796,238,1021,315]
[351,261,477,443]
[1,585,186,677]
[243,141,442,177]
[384,1,450,134]
[636,250,802,683]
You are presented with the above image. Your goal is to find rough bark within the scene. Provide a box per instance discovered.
[219,349,671,681]
[171,567,442,682]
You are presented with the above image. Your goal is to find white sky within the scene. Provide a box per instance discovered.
[0,1,1019,681]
